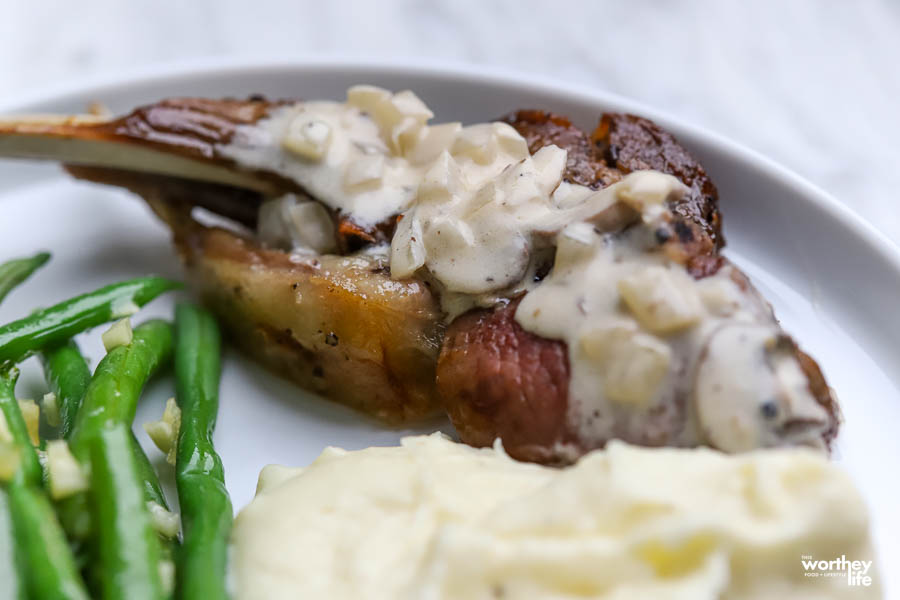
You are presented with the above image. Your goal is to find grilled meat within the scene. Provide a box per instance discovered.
[0,95,841,460]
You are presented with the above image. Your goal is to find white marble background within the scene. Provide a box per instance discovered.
[1,0,899,242]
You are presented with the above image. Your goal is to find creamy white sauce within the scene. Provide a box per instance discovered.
[220,99,413,227]
[230,434,879,600]
[223,86,831,452]
[515,172,831,451]
[219,87,534,230]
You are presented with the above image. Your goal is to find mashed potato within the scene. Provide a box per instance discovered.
[230,434,879,599]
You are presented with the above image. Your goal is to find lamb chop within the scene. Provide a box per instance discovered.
[0,87,840,461]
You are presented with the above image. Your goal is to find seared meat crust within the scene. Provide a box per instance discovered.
[501,110,621,189]
[439,111,838,462]
[503,110,722,277]
[437,298,579,464]
[67,166,445,423]
[593,113,723,251]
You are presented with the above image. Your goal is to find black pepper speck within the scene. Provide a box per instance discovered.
[760,401,779,420]
[654,227,672,244]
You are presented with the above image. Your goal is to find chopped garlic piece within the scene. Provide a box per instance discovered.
[357,90,432,154]
[102,317,133,352]
[256,195,291,247]
[46,440,88,500]
[42,392,60,428]
[17,399,39,446]
[616,171,685,213]
[390,116,426,156]
[147,500,181,538]
[143,397,181,465]
[388,90,434,122]
[285,200,338,254]
[283,115,332,160]
[0,442,19,482]
[258,194,337,253]
[451,123,498,165]
[553,221,598,266]
[581,325,672,406]
[390,214,426,280]
[346,85,392,114]
[110,297,140,318]
[530,145,568,195]
[417,151,464,202]
[697,276,744,317]
[493,121,531,159]
[159,560,175,596]
[343,154,385,189]
[406,122,461,165]
[617,266,702,334]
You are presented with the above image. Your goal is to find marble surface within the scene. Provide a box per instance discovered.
[1,0,899,242]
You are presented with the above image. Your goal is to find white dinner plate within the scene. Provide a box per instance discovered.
[1,58,898,595]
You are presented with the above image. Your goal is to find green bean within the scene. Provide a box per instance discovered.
[89,423,164,600]
[68,319,174,458]
[131,428,177,595]
[0,276,180,367]
[54,448,176,569]
[40,340,91,439]
[0,369,41,488]
[59,320,174,541]
[0,251,50,304]
[131,430,170,513]
[7,483,90,600]
[173,304,232,600]
[0,487,25,600]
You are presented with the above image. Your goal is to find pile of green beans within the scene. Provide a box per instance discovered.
[0,252,233,600]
